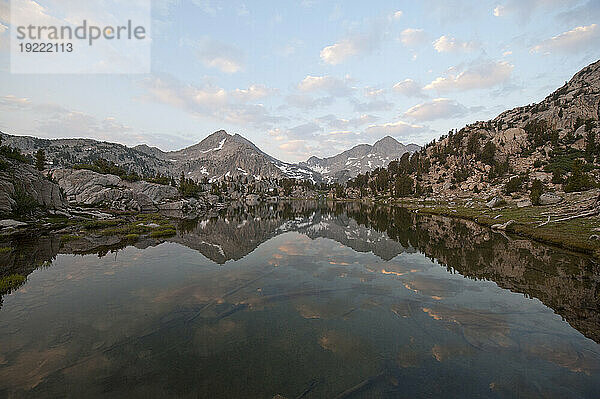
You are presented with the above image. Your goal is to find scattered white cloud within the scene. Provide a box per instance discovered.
[196,37,244,73]
[321,41,356,64]
[433,35,478,53]
[143,76,282,128]
[400,28,429,47]
[145,76,226,110]
[392,10,403,19]
[320,28,382,64]
[424,61,514,92]
[268,122,323,161]
[502,50,513,56]
[267,128,286,141]
[392,79,427,98]
[404,98,467,121]
[493,5,505,16]
[298,75,354,97]
[531,24,599,54]
[320,37,366,64]
[232,84,278,102]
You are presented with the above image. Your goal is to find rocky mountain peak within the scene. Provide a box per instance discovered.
[374,135,398,147]
[207,130,231,141]
[170,130,233,158]
[373,136,420,153]
[133,144,167,159]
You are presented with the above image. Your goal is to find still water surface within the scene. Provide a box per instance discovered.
[1,202,599,398]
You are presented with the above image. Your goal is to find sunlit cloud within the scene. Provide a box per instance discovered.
[393,79,427,98]
[320,30,381,64]
[232,84,278,102]
[531,24,598,54]
[433,35,478,53]
[142,76,282,129]
[424,61,513,92]
[298,75,355,97]
[404,98,468,121]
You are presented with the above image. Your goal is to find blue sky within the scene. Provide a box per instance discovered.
[0,0,599,162]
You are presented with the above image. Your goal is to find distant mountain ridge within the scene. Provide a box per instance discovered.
[0,129,417,183]
[301,136,420,182]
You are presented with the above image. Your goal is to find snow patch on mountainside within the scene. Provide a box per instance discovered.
[202,138,226,154]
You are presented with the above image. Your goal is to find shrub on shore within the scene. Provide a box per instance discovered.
[529,179,544,206]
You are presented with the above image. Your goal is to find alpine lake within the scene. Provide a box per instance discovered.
[1,202,599,398]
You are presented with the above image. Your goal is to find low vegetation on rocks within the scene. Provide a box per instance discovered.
[0,274,26,294]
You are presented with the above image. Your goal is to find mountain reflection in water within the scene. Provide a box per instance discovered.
[1,201,599,398]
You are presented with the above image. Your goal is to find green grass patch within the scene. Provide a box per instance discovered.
[0,274,26,294]
[101,223,151,236]
[411,202,600,256]
[149,228,176,238]
[509,219,599,254]
[135,213,171,225]
[95,213,177,238]
[125,233,140,241]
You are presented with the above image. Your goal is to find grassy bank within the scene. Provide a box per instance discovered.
[393,199,600,257]
[44,212,178,249]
